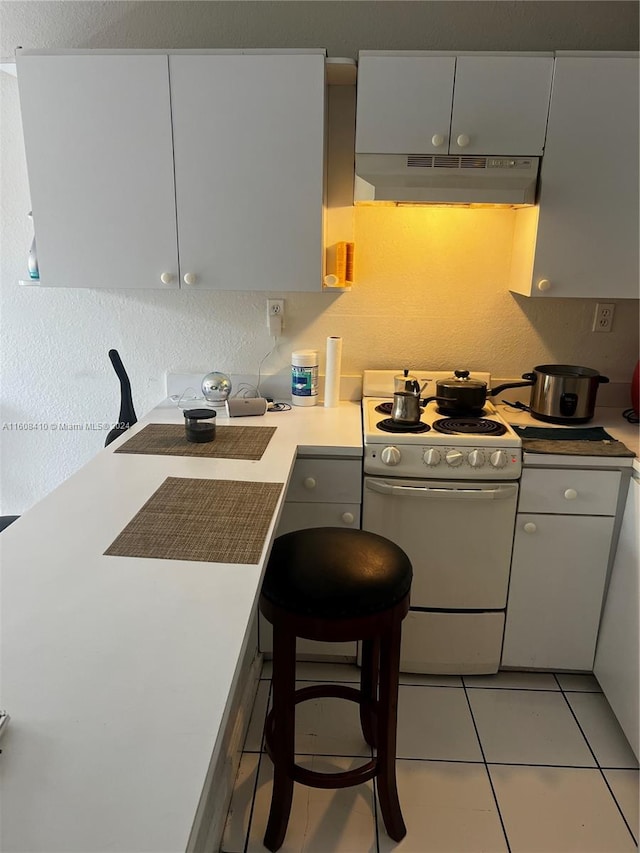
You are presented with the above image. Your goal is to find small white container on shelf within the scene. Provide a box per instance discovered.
[291,350,318,407]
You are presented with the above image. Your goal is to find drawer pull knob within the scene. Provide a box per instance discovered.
[431,133,445,148]
[341,512,355,525]
[564,488,578,500]
[524,522,537,534]
[303,477,316,490]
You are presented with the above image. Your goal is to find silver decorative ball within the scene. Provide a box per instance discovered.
[202,372,232,405]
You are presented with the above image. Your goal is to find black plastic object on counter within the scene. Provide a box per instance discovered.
[105,349,138,447]
[184,409,216,443]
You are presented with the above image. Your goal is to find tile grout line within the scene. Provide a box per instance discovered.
[557,680,638,846]
[462,682,512,853]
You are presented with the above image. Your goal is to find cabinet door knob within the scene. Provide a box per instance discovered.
[564,488,578,500]
[524,522,537,534]
[431,133,445,148]
[160,272,173,285]
[537,279,551,292]
[183,273,197,285]
[303,477,316,490]
[456,133,470,148]
[341,512,355,525]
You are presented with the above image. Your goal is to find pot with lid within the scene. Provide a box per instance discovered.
[522,364,609,424]
[423,370,534,415]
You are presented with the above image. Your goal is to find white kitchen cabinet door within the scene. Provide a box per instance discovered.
[169,53,326,291]
[594,476,639,759]
[450,56,553,155]
[355,53,552,156]
[510,54,640,298]
[355,55,456,154]
[17,53,179,289]
[276,502,360,535]
[502,513,615,671]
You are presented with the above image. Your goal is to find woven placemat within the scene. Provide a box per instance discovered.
[104,477,283,564]
[114,423,276,460]
[522,438,635,456]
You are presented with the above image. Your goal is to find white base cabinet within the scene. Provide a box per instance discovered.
[502,468,622,670]
[17,49,326,290]
[258,456,362,660]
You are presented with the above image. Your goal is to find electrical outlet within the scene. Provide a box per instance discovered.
[592,302,615,333]
[266,299,284,336]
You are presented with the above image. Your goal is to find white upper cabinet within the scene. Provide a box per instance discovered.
[510,53,639,298]
[17,54,179,289]
[16,50,326,290]
[355,52,553,156]
[169,54,325,291]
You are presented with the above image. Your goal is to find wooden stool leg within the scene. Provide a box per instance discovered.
[264,624,297,852]
[376,618,407,842]
[360,637,379,748]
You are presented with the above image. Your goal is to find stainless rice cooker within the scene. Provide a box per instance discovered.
[521,364,609,424]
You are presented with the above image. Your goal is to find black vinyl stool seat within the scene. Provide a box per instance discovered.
[259,527,413,852]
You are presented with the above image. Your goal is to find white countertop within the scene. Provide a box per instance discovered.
[495,404,639,471]
[0,401,362,853]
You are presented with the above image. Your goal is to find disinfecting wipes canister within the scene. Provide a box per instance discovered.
[291,350,318,407]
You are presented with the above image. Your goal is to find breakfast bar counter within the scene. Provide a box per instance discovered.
[0,401,362,853]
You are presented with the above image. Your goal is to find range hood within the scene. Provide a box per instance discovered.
[354,153,540,206]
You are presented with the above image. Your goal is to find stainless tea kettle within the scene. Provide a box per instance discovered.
[394,369,419,393]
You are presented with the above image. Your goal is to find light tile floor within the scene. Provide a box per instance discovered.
[222,662,638,853]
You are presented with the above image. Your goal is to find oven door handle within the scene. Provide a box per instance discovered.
[365,480,518,500]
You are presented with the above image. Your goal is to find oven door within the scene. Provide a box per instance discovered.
[363,477,518,609]
[362,476,519,674]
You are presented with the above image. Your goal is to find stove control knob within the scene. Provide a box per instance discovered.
[445,449,464,467]
[468,449,485,468]
[381,446,401,466]
[423,448,441,466]
[490,450,508,469]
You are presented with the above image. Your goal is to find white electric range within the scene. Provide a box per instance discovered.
[361,370,523,674]
[362,370,522,479]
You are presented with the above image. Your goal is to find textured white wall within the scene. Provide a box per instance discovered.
[1,2,639,513]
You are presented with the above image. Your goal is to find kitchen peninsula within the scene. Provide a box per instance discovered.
[0,400,362,853]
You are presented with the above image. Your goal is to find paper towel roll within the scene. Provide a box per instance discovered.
[324,336,343,408]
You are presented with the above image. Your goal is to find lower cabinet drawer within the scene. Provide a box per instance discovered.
[518,468,621,515]
[285,458,362,503]
[399,610,504,675]
[276,502,360,536]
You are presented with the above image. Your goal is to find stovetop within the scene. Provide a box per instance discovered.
[362,370,522,479]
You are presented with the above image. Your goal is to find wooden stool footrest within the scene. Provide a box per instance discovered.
[293,759,377,790]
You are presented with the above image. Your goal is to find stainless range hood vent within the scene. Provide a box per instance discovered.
[355,153,540,206]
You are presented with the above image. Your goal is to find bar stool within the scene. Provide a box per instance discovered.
[259,526,413,852]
